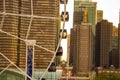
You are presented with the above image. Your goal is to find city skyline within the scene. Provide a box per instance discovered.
[61,0,120,61]
[93,0,120,27]
[0,0,120,79]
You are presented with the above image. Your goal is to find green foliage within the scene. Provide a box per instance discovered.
[94,72,120,80]
[78,73,89,77]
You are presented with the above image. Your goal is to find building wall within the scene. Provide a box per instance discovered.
[0,0,60,69]
[0,1,19,67]
[95,20,113,68]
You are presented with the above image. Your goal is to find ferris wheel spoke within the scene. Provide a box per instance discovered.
[26,0,34,40]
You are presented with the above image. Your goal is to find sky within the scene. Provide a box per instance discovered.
[93,0,120,27]
[61,0,120,61]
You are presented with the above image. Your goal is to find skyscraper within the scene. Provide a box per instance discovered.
[70,22,93,75]
[74,0,92,25]
[118,23,120,68]
[95,20,113,68]
[0,0,60,69]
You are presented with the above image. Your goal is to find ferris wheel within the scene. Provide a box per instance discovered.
[0,0,69,80]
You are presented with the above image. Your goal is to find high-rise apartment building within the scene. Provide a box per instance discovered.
[70,22,93,75]
[95,20,113,68]
[0,0,60,69]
